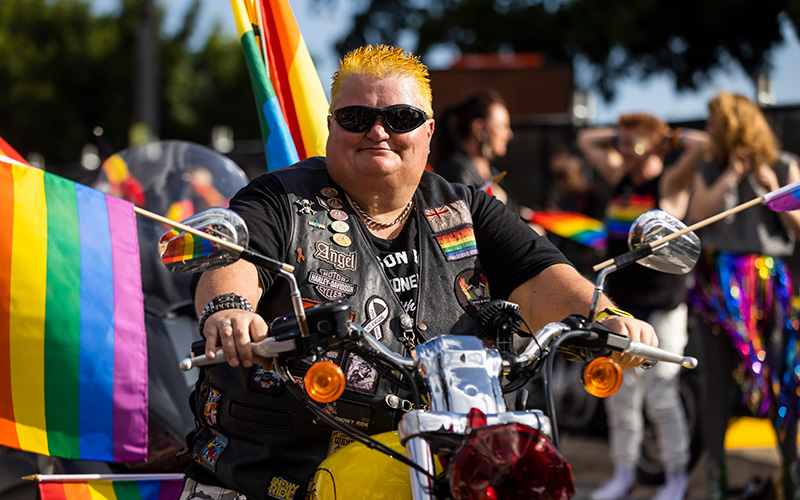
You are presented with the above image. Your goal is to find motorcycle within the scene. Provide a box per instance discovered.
[161,207,701,499]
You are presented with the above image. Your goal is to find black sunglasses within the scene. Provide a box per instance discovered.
[332,105,429,133]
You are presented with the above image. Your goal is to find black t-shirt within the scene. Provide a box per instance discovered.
[228,171,570,310]
[366,217,420,315]
[604,175,687,310]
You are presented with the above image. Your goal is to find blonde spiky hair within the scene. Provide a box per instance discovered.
[329,45,433,117]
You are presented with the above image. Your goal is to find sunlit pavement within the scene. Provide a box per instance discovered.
[562,417,784,500]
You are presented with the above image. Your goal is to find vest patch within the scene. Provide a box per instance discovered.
[266,473,303,500]
[308,268,357,300]
[455,268,492,317]
[198,429,228,472]
[424,200,472,233]
[435,226,478,261]
[313,241,357,271]
[363,295,389,340]
[248,365,284,396]
[322,399,373,431]
[203,385,222,426]
[344,353,380,396]
[327,430,355,457]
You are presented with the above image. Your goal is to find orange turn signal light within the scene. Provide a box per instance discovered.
[305,360,346,403]
[582,357,623,398]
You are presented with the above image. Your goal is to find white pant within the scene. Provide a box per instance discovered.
[603,303,690,471]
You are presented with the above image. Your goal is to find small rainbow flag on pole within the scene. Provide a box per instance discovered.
[34,474,184,500]
[0,158,148,462]
[763,179,800,212]
[522,209,607,250]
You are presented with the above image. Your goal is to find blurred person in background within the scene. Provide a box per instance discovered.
[546,146,607,277]
[579,114,709,500]
[688,91,800,500]
[433,89,517,209]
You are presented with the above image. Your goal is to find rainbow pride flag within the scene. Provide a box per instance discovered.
[0,135,29,165]
[764,179,800,212]
[523,209,607,250]
[38,475,183,500]
[435,226,478,261]
[259,0,329,160]
[158,228,216,265]
[0,159,148,462]
[231,0,299,171]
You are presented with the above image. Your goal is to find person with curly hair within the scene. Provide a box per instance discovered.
[688,91,800,500]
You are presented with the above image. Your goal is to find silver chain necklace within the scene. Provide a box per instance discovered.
[346,194,414,228]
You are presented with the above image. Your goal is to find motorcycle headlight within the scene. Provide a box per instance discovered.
[448,423,575,500]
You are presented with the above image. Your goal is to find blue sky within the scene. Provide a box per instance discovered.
[91,0,800,124]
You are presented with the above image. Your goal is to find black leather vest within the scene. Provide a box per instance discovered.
[186,158,491,499]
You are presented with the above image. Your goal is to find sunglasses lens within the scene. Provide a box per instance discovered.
[334,107,376,133]
[334,105,427,133]
[384,106,427,132]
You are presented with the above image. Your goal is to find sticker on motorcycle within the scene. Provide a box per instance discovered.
[454,268,491,317]
[327,430,355,457]
[248,366,284,396]
[198,429,228,471]
[344,353,380,396]
[266,473,304,500]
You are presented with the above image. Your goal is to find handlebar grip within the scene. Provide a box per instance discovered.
[179,338,299,371]
[624,341,698,369]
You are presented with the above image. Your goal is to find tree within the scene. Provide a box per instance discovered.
[330,0,798,100]
[0,0,258,167]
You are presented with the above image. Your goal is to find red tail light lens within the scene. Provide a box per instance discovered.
[448,423,575,500]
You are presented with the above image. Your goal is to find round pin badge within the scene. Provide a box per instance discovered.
[321,187,338,198]
[327,197,344,209]
[332,233,352,247]
[330,220,350,233]
[329,209,348,221]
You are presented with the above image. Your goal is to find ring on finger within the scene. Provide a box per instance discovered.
[218,322,233,329]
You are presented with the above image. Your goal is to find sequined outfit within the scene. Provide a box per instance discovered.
[691,251,800,431]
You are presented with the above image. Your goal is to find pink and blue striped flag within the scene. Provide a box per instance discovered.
[763,180,800,212]
[0,157,148,462]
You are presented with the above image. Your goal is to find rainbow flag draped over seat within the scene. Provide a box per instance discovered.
[37,475,183,500]
[0,158,148,462]
[522,209,607,250]
[230,0,328,171]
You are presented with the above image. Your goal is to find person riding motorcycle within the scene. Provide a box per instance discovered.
[179,44,659,500]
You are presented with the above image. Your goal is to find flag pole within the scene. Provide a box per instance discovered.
[592,195,764,272]
[23,473,185,482]
[131,205,296,273]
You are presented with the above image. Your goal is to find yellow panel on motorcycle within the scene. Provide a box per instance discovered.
[305,361,346,403]
[582,357,623,398]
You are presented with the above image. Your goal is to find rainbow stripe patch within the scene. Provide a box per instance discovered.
[436,226,478,261]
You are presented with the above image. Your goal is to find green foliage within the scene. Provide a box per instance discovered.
[329,0,795,100]
[0,0,257,165]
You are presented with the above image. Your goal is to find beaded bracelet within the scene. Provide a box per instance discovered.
[198,293,254,335]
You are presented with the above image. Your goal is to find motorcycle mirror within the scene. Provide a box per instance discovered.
[627,209,700,275]
[158,207,248,273]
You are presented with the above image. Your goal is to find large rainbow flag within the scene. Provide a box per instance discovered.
[37,475,183,500]
[230,0,328,171]
[0,156,148,462]
[522,209,607,250]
